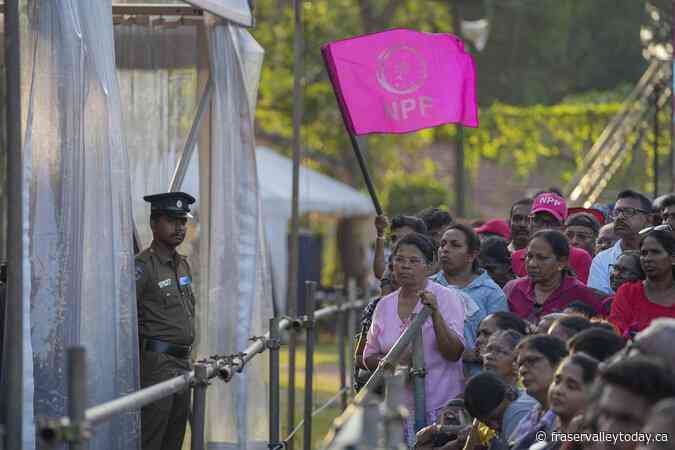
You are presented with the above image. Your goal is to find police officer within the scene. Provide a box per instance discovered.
[136,192,196,450]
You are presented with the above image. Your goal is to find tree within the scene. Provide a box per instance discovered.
[252,0,660,207]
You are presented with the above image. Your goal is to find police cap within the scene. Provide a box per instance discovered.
[143,192,195,218]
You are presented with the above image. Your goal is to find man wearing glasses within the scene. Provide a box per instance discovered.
[588,189,653,294]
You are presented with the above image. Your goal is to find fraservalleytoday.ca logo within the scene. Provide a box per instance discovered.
[537,431,672,445]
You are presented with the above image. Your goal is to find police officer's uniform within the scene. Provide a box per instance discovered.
[135,192,196,450]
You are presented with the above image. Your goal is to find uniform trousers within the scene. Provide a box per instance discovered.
[141,350,191,450]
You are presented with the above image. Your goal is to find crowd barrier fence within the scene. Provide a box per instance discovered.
[35,279,367,450]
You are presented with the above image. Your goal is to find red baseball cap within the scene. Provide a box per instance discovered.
[567,207,605,226]
[475,219,511,241]
[531,192,567,222]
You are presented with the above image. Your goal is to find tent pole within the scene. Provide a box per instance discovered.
[286,0,304,448]
[169,77,213,192]
[2,0,24,449]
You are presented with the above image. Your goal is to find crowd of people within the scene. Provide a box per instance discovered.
[353,188,675,450]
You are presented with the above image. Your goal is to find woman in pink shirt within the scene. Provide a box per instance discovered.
[363,232,465,446]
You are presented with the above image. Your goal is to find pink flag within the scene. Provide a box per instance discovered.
[322,28,478,136]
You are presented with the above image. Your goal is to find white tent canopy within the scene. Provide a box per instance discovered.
[183,145,374,308]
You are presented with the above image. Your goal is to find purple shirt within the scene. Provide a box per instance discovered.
[363,280,465,414]
[504,274,605,323]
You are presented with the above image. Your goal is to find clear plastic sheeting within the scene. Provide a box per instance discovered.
[186,0,254,27]
[114,20,199,247]
[198,19,272,448]
[22,1,139,449]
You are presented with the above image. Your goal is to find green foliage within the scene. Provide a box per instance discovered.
[473,0,647,105]
[460,102,624,181]
[385,159,452,216]
[251,0,664,207]
[452,99,672,199]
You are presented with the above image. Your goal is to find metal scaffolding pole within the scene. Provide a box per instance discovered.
[68,348,88,450]
[169,77,213,192]
[411,330,426,432]
[191,363,208,450]
[268,317,282,449]
[303,281,316,450]
[337,289,347,412]
[452,2,466,217]
[654,81,661,198]
[354,306,432,403]
[287,0,304,447]
[346,278,357,396]
[1,0,23,449]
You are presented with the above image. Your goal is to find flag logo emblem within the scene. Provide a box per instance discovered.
[376,46,428,95]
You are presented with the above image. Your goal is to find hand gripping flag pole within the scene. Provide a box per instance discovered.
[321,28,478,215]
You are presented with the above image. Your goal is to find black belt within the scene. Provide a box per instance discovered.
[143,338,192,359]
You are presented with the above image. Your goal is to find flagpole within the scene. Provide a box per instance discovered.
[347,132,383,215]
[322,46,383,216]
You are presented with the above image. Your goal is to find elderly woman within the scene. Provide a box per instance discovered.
[431,224,508,375]
[482,329,525,386]
[509,335,568,450]
[504,230,605,323]
[610,228,675,337]
[595,222,618,255]
[364,232,465,446]
[564,212,601,256]
[353,267,399,392]
[601,250,644,315]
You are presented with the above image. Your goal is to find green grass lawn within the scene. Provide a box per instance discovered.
[279,337,353,449]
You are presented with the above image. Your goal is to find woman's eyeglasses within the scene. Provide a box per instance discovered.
[392,256,425,266]
[638,224,673,237]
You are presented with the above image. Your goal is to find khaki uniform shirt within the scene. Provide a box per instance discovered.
[135,242,196,346]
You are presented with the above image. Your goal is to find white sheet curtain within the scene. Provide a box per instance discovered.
[198,18,271,448]
[22,1,139,449]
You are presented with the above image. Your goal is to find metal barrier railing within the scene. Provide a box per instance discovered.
[36,279,367,450]
[320,305,432,450]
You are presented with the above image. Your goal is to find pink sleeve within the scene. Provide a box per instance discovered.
[512,250,527,277]
[503,279,516,298]
[436,286,465,344]
[363,301,384,360]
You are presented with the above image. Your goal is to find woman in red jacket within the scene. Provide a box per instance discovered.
[609,228,675,338]
[504,230,605,324]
